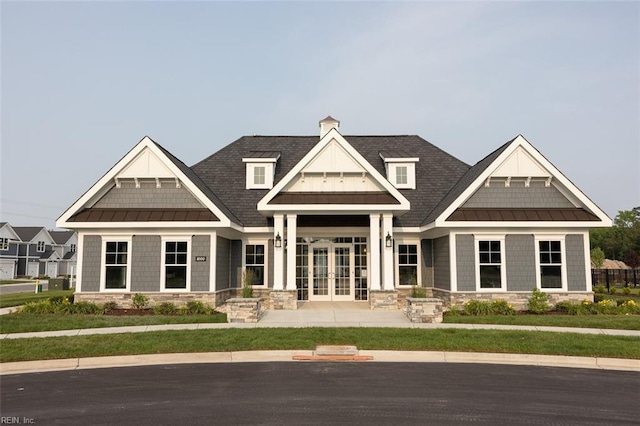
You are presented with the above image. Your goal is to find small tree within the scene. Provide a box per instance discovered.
[590,247,605,269]
[527,288,551,314]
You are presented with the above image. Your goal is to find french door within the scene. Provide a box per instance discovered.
[309,243,354,301]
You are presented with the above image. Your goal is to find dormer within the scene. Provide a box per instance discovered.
[243,151,281,189]
[380,151,419,189]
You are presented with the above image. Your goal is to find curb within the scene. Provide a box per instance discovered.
[1,351,638,375]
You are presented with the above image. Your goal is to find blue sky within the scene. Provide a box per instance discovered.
[1,1,638,229]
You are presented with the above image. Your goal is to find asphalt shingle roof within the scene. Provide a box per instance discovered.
[49,231,75,245]
[13,227,46,242]
[191,135,471,227]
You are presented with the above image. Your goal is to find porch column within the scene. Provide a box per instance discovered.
[273,214,285,290]
[286,214,297,291]
[369,213,381,290]
[382,214,394,290]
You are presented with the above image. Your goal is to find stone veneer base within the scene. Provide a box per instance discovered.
[369,290,399,310]
[404,298,444,323]
[225,298,262,323]
[269,290,298,310]
[431,288,594,311]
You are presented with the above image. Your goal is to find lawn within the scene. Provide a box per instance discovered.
[444,314,640,330]
[0,279,34,285]
[0,290,74,308]
[1,328,638,362]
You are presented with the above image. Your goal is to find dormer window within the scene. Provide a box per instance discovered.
[380,151,419,189]
[37,241,46,252]
[243,151,280,190]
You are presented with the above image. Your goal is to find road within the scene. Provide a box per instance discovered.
[0,281,49,295]
[1,363,638,425]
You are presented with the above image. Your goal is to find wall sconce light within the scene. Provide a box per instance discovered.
[275,232,282,248]
[385,232,392,248]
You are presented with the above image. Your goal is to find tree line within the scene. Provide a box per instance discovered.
[590,207,640,269]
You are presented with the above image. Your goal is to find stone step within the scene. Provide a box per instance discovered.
[314,345,359,356]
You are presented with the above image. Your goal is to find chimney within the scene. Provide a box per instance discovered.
[319,116,340,138]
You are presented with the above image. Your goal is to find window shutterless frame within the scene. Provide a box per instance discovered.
[160,236,191,292]
[534,235,567,291]
[395,241,420,286]
[100,237,132,292]
[474,236,506,291]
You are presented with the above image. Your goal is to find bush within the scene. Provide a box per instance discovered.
[153,302,178,315]
[595,284,606,294]
[72,301,102,315]
[609,287,617,295]
[103,301,118,314]
[183,301,212,315]
[447,304,462,316]
[21,300,54,314]
[555,300,593,315]
[594,299,618,315]
[411,286,427,298]
[527,288,551,314]
[131,293,149,309]
[490,300,515,315]
[619,299,640,315]
[622,286,631,295]
[463,300,493,316]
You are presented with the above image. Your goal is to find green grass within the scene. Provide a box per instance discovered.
[444,314,640,330]
[0,290,74,308]
[0,313,227,334]
[1,328,638,362]
[0,279,34,285]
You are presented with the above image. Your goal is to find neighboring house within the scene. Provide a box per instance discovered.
[13,226,58,278]
[49,230,78,277]
[0,222,21,280]
[57,117,611,310]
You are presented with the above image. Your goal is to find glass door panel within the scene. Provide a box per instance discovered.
[311,247,330,300]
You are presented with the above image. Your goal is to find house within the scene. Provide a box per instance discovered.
[12,227,60,278]
[49,230,78,278]
[0,222,21,280]
[56,117,611,310]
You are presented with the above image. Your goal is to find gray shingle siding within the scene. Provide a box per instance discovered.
[130,236,161,292]
[566,234,587,291]
[506,234,536,291]
[433,236,450,290]
[216,237,231,290]
[94,181,204,209]
[191,235,210,291]
[463,181,574,209]
[230,240,242,288]
[82,235,102,292]
[421,239,434,287]
[268,239,274,289]
[456,234,475,291]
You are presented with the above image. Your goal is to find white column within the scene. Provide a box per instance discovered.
[382,214,394,290]
[75,232,84,292]
[209,232,217,292]
[369,214,381,291]
[273,214,285,290]
[286,214,297,291]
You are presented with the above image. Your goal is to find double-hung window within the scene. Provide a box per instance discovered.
[395,166,408,185]
[245,244,265,286]
[37,241,45,252]
[253,166,266,185]
[478,240,502,289]
[397,244,418,286]
[70,244,77,252]
[164,241,189,290]
[0,238,8,251]
[104,241,129,289]
[539,240,562,289]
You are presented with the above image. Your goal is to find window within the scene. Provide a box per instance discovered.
[70,244,76,252]
[398,244,418,286]
[105,242,128,289]
[254,166,265,185]
[37,241,45,252]
[245,244,265,286]
[396,166,408,185]
[539,240,562,289]
[0,238,8,251]
[164,241,188,289]
[478,241,502,289]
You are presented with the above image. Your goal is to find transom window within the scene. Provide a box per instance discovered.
[254,166,266,185]
[37,241,45,252]
[539,240,562,289]
[0,238,8,250]
[478,241,502,289]
[246,244,265,286]
[105,242,128,289]
[164,241,188,289]
[398,244,418,286]
[396,166,408,185]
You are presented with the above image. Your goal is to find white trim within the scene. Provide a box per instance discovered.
[56,136,237,228]
[75,233,84,292]
[243,240,269,288]
[245,163,274,190]
[273,214,284,290]
[382,214,394,290]
[394,239,421,287]
[209,232,217,292]
[534,234,567,292]
[582,231,592,292]
[440,221,604,229]
[449,233,458,292]
[473,235,507,292]
[434,135,612,228]
[382,157,420,163]
[369,214,381,291]
[160,236,192,292]
[257,129,410,212]
[286,214,297,291]
[99,236,132,292]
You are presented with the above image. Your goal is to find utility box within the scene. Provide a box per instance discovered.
[49,278,70,291]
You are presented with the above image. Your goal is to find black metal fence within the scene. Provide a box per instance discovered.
[591,269,639,289]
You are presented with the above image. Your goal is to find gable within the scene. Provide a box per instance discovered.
[118,148,175,179]
[433,135,611,227]
[0,224,20,241]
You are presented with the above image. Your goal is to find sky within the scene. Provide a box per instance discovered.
[1,1,638,230]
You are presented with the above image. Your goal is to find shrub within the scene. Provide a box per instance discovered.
[594,294,606,303]
[490,300,515,315]
[463,300,493,316]
[411,285,427,298]
[555,300,593,315]
[595,284,606,294]
[153,302,178,315]
[622,286,631,295]
[609,287,617,295]
[594,299,618,315]
[21,300,54,314]
[72,301,102,315]
[183,301,211,315]
[103,301,118,314]
[131,293,149,309]
[619,299,640,315]
[527,288,551,314]
[447,304,462,316]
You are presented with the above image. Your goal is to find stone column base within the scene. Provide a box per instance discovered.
[226,298,262,323]
[269,290,298,310]
[369,290,399,310]
[404,297,443,323]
